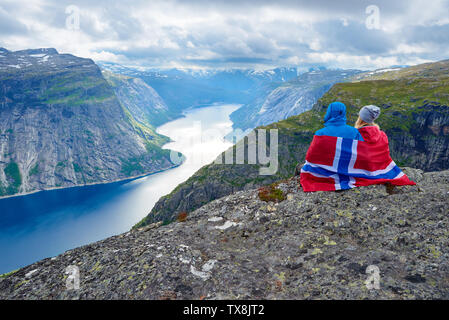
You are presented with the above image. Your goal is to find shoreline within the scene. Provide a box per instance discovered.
[0,102,239,275]
[0,162,182,201]
[0,103,241,201]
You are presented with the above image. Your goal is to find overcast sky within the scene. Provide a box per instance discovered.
[1,0,449,70]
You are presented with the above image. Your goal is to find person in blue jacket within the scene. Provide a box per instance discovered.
[294,101,363,176]
[315,101,363,140]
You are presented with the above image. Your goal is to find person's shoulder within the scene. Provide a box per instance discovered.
[354,130,364,141]
[345,124,359,131]
[315,127,326,136]
[379,128,388,139]
[345,125,364,140]
[344,124,362,134]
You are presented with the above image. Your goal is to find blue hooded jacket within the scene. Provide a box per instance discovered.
[315,102,363,140]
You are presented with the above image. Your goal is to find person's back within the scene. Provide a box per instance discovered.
[358,125,387,145]
[315,101,363,140]
[355,105,390,171]
[300,104,416,191]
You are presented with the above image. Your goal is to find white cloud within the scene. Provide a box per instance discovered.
[390,43,430,55]
[0,0,448,70]
[306,52,401,70]
[88,51,126,62]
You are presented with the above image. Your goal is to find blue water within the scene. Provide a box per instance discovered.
[0,104,239,274]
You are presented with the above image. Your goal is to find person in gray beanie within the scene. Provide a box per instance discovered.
[355,105,380,129]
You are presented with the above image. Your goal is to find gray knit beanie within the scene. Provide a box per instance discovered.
[359,105,380,123]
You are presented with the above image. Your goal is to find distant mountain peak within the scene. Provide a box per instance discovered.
[0,47,59,57]
[15,48,59,55]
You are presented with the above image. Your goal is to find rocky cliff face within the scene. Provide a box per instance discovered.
[1,168,448,299]
[0,48,175,197]
[230,69,362,131]
[136,59,449,228]
[103,70,177,127]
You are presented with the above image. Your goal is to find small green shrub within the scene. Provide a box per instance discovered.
[4,162,22,194]
[56,161,67,168]
[177,212,188,222]
[73,163,82,173]
[258,183,286,203]
[29,163,39,176]
[121,157,144,176]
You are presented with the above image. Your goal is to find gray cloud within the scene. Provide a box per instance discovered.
[0,6,28,36]
[0,0,448,70]
[314,20,396,55]
[405,24,449,44]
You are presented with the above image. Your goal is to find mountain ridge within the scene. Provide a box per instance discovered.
[102,70,178,127]
[98,62,299,113]
[230,68,363,131]
[0,48,176,198]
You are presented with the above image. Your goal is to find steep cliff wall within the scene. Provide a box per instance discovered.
[0,48,174,197]
[103,70,177,127]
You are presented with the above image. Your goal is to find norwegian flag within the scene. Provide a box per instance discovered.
[300,134,416,192]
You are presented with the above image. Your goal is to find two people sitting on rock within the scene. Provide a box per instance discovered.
[299,101,415,192]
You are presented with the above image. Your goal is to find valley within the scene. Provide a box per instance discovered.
[1,48,448,290]
[0,48,174,198]
[0,104,238,274]
[1,0,448,302]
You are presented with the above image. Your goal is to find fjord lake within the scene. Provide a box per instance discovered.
[0,104,239,274]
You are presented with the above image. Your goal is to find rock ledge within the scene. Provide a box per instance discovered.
[1,168,448,300]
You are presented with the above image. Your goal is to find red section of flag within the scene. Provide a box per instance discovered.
[299,173,336,192]
[354,175,415,187]
[354,127,391,172]
[305,135,337,167]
